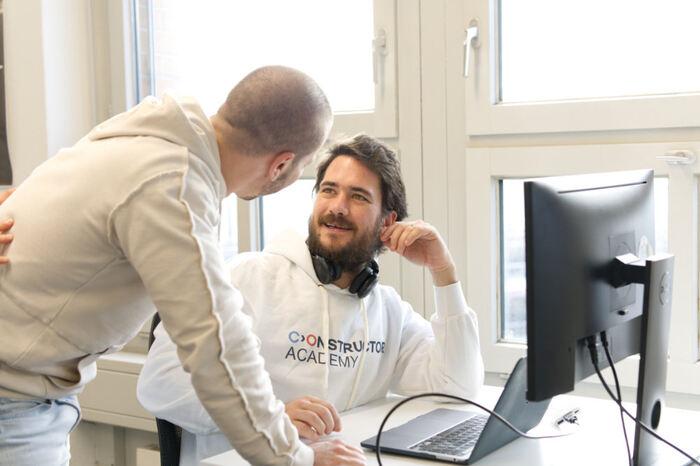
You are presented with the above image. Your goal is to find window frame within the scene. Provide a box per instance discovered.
[462,0,700,397]
[464,0,700,136]
[466,142,700,395]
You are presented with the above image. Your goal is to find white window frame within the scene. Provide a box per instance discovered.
[462,0,700,397]
[331,0,398,139]
[466,142,700,394]
[464,0,700,136]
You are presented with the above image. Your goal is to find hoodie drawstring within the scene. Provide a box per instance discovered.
[345,298,369,411]
[320,286,330,397]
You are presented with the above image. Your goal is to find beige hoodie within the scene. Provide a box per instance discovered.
[0,95,312,465]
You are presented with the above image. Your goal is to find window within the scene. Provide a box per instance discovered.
[467,144,700,392]
[135,0,397,136]
[465,0,700,134]
[464,0,700,395]
[133,0,398,253]
[260,179,316,248]
[500,0,700,103]
[145,0,374,115]
[499,177,669,344]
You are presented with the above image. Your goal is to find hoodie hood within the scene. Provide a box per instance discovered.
[88,95,221,177]
[263,229,363,297]
[264,229,329,287]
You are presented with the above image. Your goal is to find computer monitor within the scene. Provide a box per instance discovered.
[524,169,674,465]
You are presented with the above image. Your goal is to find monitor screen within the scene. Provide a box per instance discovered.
[524,169,655,402]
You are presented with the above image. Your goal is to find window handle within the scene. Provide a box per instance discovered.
[463,19,480,78]
[373,29,388,84]
[657,150,696,165]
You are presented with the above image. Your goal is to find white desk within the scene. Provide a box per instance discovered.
[200,386,700,465]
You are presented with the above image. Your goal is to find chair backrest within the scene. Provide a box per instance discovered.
[148,313,183,466]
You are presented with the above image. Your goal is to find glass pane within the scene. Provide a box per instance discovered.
[500,180,526,343]
[219,195,238,262]
[149,0,374,115]
[500,0,700,103]
[261,179,316,248]
[500,177,669,343]
[134,0,154,102]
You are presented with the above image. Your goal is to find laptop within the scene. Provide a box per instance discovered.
[361,358,550,464]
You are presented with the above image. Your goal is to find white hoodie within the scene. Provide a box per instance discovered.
[0,96,311,465]
[138,231,484,465]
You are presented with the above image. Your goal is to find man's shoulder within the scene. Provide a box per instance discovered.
[370,283,405,308]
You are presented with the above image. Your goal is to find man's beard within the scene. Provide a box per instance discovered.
[306,213,385,274]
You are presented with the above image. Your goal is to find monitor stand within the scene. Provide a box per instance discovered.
[614,253,675,466]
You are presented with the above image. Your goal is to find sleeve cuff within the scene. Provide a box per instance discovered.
[293,443,315,466]
[433,281,470,318]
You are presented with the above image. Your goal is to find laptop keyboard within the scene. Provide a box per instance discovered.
[409,414,489,457]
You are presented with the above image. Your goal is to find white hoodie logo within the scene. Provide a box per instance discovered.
[285,331,385,368]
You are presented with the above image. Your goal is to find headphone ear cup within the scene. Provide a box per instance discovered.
[356,273,378,299]
[348,269,368,295]
[349,260,379,298]
[311,254,341,284]
[329,261,341,282]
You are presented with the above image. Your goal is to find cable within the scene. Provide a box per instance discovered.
[373,393,571,466]
[600,331,633,466]
[586,336,700,465]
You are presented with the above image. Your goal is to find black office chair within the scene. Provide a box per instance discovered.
[148,313,183,466]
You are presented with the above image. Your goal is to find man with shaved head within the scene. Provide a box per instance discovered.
[0,67,364,465]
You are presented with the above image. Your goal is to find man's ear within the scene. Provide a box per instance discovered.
[268,151,295,181]
[382,211,397,228]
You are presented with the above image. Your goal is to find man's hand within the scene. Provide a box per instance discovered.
[0,188,15,264]
[285,396,342,441]
[311,439,366,465]
[381,220,457,286]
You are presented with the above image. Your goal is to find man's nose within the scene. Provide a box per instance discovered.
[328,193,350,216]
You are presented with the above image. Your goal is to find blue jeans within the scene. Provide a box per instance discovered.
[0,396,81,466]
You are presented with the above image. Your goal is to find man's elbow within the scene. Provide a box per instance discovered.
[440,360,485,400]
[136,373,161,415]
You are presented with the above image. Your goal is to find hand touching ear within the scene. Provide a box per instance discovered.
[380,220,457,286]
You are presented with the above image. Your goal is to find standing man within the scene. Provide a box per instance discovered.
[0,66,363,466]
[138,135,484,464]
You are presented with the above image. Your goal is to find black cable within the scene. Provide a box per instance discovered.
[586,336,700,465]
[600,331,633,466]
[373,393,571,466]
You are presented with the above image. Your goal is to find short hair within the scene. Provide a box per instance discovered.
[314,134,408,221]
[218,66,332,158]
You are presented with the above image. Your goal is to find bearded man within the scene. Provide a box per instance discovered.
[137,134,484,466]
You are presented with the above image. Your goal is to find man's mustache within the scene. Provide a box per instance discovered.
[318,214,355,230]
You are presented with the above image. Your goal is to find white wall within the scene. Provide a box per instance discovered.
[4,0,48,183]
[4,0,96,184]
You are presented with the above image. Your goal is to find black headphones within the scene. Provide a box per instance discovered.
[311,254,379,299]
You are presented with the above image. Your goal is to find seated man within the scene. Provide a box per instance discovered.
[137,134,484,465]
